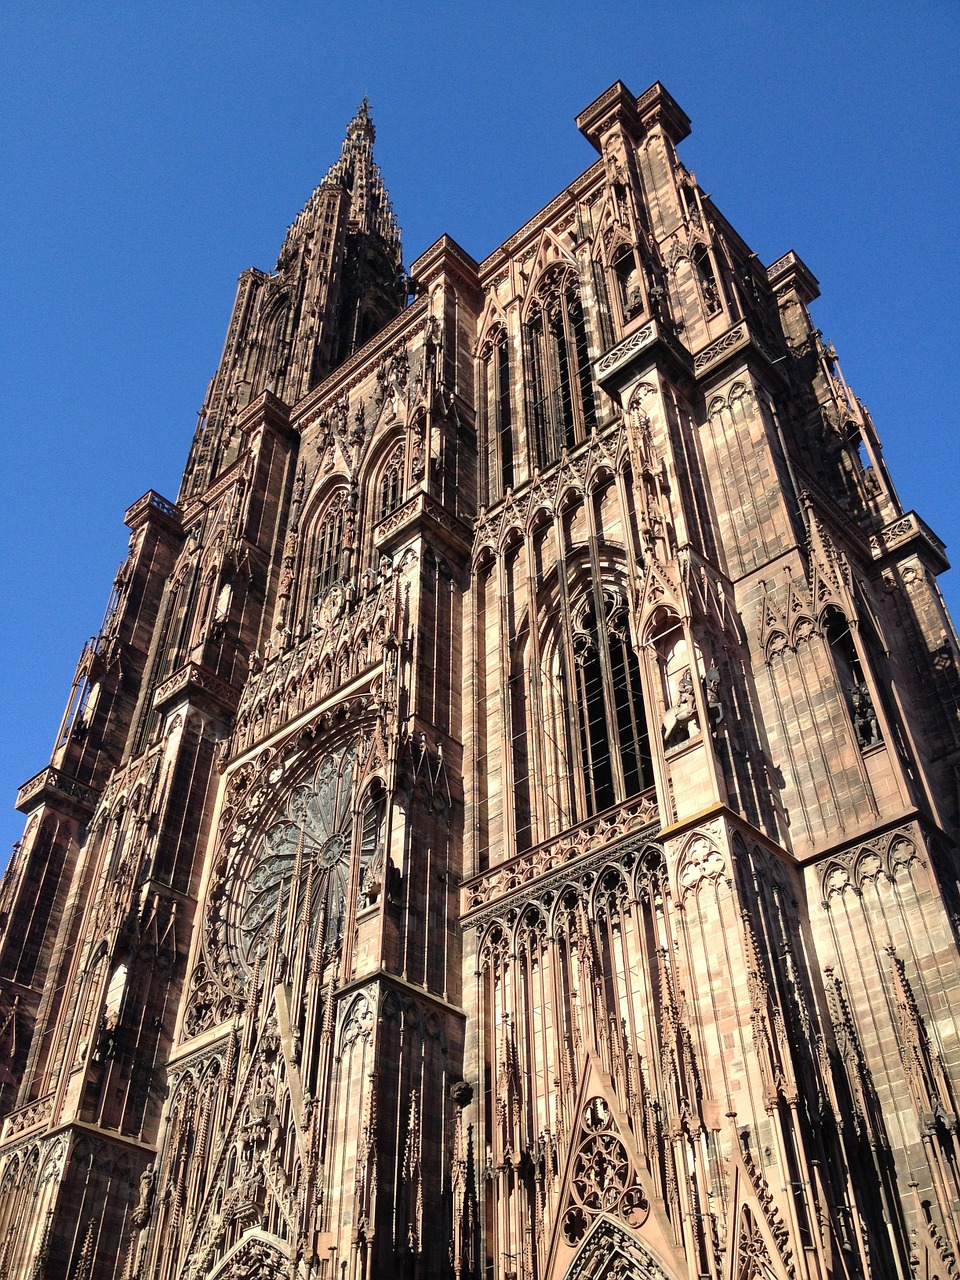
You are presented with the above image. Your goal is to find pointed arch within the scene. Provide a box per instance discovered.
[294,484,351,630]
[478,320,516,501]
[540,563,653,824]
[523,263,599,468]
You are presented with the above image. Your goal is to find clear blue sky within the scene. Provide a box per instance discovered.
[2,2,958,860]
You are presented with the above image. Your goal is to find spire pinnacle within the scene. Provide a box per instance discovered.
[347,96,375,144]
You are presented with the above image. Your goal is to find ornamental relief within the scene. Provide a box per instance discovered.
[816,827,920,904]
[207,1237,288,1280]
[472,420,625,561]
[561,1097,649,1247]
[231,561,400,757]
[563,1217,675,1280]
[475,840,666,965]
[206,741,358,985]
[463,819,660,931]
[675,831,728,901]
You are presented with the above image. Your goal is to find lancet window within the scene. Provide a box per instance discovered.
[823,606,881,751]
[525,267,598,469]
[692,244,723,317]
[312,490,348,600]
[377,442,405,520]
[479,327,514,500]
[546,581,653,821]
[611,243,644,320]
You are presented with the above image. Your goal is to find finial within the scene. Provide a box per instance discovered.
[347,96,375,143]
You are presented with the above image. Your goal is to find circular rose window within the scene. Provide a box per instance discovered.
[233,742,358,971]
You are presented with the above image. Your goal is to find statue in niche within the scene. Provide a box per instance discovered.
[662,668,698,747]
[131,1162,155,1229]
[851,682,879,748]
[705,665,723,734]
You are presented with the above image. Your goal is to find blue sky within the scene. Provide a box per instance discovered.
[2,2,958,859]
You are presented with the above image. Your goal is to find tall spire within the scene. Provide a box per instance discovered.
[180,99,405,498]
[279,98,401,266]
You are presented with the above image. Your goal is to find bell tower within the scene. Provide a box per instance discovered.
[2,79,960,1280]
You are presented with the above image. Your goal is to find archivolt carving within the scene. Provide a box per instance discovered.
[563,1216,675,1280]
[205,1233,288,1280]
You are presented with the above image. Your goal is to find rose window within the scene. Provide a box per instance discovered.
[206,742,377,987]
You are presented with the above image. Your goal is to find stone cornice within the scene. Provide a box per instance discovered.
[124,489,182,535]
[152,662,241,717]
[373,490,473,561]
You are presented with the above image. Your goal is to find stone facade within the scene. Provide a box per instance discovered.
[1,81,959,1280]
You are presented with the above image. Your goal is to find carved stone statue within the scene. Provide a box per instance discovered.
[131,1162,155,1229]
[662,668,698,747]
[851,681,879,748]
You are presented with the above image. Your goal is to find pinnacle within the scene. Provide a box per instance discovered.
[347,96,375,144]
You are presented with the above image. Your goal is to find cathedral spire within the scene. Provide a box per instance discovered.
[180,99,405,497]
[277,98,400,267]
[317,97,400,252]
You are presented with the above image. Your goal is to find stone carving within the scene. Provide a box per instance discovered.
[561,1097,648,1246]
[818,826,920,903]
[232,565,399,757]
[595,322,656,375]
[463,795,658,916]
[676,832,727,899]
[661,667,698,746]
[207,741,360,987]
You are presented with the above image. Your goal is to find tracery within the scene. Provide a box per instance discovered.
[525,266,598,468]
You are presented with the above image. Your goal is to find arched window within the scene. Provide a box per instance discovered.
[822,606,880,749]
[693,245,722,317]
[612,243,643,319]
[358,780,387,907]
[525,268,598,469]
[103,964,128,1033]
[312,491,348,601]
[378,443,405,521]
[552,584,653,820]
[479,327,514,502]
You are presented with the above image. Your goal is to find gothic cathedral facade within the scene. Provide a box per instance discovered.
[2,81,960,1280]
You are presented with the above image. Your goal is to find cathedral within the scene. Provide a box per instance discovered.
[2,78,960,1280]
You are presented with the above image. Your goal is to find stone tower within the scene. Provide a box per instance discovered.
[1,81,959,1280]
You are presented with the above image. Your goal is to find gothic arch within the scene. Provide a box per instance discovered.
[359,426,406,537]
[478,319,516,500]
[588,865,633,927]
[294,484,351,629]
[559,1209,678,1280]
[523,263,599,468]
[475,291,510,355]
[675,831,727,902]
[205,1232,289,1280]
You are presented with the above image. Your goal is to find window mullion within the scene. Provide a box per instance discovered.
[586,541,628,804]
[554,519,588,823]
